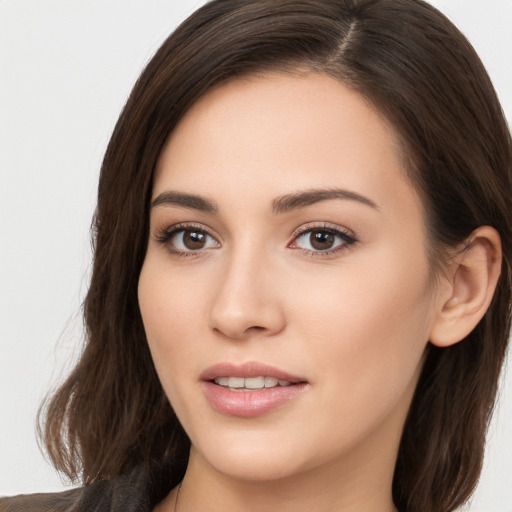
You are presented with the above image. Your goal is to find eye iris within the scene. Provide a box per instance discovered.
[310,230,335,250]
[183,230,206,250]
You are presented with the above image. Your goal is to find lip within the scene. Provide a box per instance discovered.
[201,361,308,418]
[200,361,305,383]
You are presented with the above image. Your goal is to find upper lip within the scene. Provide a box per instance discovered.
[200,361,306,383]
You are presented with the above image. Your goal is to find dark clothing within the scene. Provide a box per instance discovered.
[0,460,177,512]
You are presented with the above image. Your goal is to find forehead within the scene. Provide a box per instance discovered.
[154,72,420,220]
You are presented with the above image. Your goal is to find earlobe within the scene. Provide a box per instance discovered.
[429,226,502,348]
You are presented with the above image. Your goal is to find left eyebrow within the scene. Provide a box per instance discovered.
[271,188,379,214]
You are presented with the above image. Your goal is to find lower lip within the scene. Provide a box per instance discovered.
[202,381,308,418]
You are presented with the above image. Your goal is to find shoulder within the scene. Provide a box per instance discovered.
[0,487,83,512]
[0,478,144,512]
[0,458,180,512]
[0,477,139,512]
[0,479,134,512]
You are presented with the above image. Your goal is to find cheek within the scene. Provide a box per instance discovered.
[287,251,434,401]
[138,259,199,378]
[138,263,205,432]
[278,263,433,459]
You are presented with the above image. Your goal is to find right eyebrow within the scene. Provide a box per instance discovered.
[151,191,218,213]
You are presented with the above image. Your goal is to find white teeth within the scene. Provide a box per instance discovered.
[264,376,279,388]
[213,376,293,389]
[228,377,245,388]
[245,376,265,389]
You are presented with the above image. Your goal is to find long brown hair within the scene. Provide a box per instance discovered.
[39,1,512,510]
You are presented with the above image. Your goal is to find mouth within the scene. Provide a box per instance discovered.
[212,376,295,391]
[201,362,308,417]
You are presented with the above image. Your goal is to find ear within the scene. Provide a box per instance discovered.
[429,226,502,348]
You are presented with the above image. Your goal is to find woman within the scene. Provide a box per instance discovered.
[1,0,511,511]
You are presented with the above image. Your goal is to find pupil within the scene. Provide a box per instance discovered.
[311,230,334,250]
[184,231,206,250]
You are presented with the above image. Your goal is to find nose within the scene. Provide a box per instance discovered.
[208,248,286,341]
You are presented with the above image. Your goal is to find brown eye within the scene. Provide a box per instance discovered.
[165,228,219,253]
[183,230,207,250]
[291,226,355,255]
[309,230,335,250]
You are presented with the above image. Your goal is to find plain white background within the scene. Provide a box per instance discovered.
[1,1,511,509]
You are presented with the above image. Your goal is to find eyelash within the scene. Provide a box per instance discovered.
[289,223,358,257]
[154,222,358,259]
[155,223,218,258]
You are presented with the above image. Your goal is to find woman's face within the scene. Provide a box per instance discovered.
[138,72,442,483]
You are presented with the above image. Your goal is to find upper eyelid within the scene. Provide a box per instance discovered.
[155,220,352,233]
[290,222,354,239]
[157,222,220,239]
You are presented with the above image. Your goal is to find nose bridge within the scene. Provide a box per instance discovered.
[208,238,284,339]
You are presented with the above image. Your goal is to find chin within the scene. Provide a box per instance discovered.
[190,430,316,482]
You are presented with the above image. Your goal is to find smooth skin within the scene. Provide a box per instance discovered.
[138,72,501,512]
